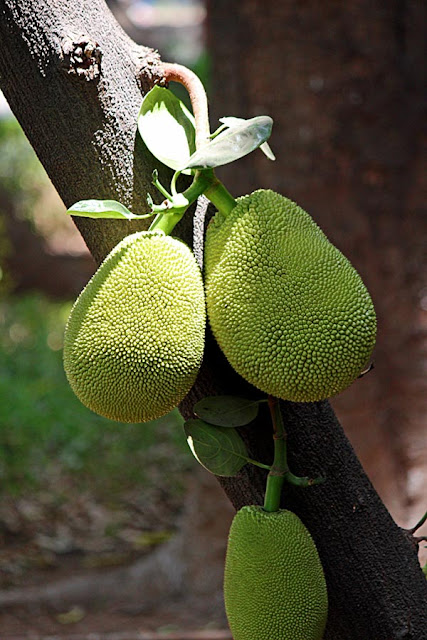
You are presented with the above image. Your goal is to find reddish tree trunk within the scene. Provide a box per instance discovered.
[207,0,427,532]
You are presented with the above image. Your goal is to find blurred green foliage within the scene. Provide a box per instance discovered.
[0,293,192,497]
[0,116,53,295]
[0,117,47,213]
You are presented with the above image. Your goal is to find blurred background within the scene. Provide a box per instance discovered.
[0,0,425,636]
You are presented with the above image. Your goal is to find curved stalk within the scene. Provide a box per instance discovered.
[161,62,211,150]
[204,174,237,216]
[154,63,237,235]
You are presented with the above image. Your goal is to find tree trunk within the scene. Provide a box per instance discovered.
[0,1,425,638]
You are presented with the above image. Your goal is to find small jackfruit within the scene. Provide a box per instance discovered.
[63,231,205,423]
[224,505,328,640]
[205,189,376,402]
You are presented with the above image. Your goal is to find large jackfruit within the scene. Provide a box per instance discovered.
[224,505,328,640]
[64,231,205,423]
[205,189,376,402]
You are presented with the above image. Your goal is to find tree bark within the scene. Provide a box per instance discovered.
[0,1,425,639]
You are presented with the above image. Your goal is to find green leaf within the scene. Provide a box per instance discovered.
[194,396,260,427]
[218,117,275,159]
[67,199,144,220]
[184,419,248,477]
[138,86,196,174]
[183,115,273,170]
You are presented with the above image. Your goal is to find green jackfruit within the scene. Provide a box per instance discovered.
[224,505,328,640]
[205,189,376,402]
[63,230,205,423]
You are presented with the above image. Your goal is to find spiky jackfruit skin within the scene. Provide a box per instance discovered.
[63,231,205,423]
[224,506,328,640]
[205,189,376,402]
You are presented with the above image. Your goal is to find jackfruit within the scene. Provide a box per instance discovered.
[205,189,376,402]
[224,505,328,640]
[63,230,205,423]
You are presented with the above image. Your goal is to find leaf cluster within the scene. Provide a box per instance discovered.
[184,396,266,477]
[66,85,274,221]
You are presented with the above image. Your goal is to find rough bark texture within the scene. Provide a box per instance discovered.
[0,1,426,639]
[0,0,170,264]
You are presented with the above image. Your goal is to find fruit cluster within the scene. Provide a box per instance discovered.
[64,189,376,422]
[62,84,378,640]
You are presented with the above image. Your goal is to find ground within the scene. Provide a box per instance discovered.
[0,465,233,639]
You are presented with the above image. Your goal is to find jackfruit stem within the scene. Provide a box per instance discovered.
[264,474,285,512]
[149,170,214,235]
[203,176,237,216]
[263,398,326,505]
[263,397,287,512]
[149,170,236,235]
